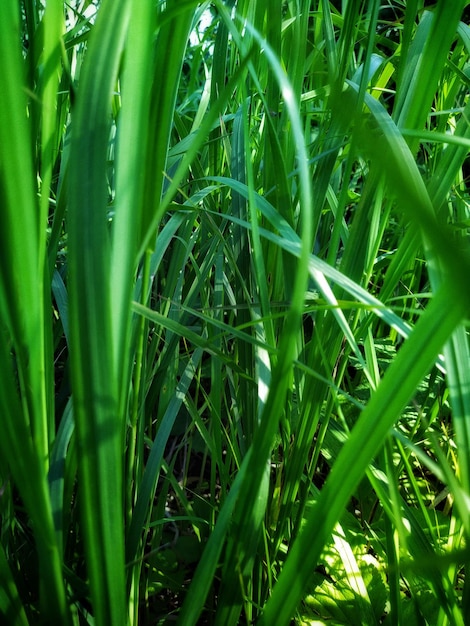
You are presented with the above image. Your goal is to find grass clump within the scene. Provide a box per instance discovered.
[1,1,470,625]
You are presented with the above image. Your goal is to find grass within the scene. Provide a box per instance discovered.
[1,1,470,624]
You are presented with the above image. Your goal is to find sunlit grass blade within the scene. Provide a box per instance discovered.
[349,85,470,286]
[112,0,198,387]
[0,0,45,469]
[259,283,465,626]
[442,331,470,504]
[394,1,467,134]
[354,59,470,535]
[0,2,70,621]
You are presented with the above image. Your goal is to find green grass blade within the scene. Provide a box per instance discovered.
[259,284,465,626]
[111,0,198,390]
[176,449,253,626]
[48,399,75,554]
[126,348,203,566]
[68,1,131,623]
[395,2,466,135]
[0,543,28,626]
[0,327,70,624]
[3,2,470,623]
[442,330,470,499]
[349,85,470,287]
[0,2,70,621]
[0,0,45,465]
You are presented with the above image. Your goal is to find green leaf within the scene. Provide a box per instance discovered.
[68,1,131,623]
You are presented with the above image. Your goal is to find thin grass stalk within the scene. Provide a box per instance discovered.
[38,0,64,450]
[126,249,152,531]
[125,346,204,565]
[230,100,257,444]
[110,0,158,401]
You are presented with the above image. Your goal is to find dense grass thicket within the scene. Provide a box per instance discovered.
[2,0,470,624]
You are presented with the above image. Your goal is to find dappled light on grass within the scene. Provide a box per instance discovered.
[1,1,470,625]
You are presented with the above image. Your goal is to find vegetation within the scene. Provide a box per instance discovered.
[1,0,470,624]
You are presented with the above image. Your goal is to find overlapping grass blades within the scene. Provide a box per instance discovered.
[0,2,69,622]
[67,0,208,623]
[2,1,470,624]
[259,3,470,623]
[178,2,470,623]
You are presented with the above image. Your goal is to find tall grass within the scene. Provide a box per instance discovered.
[1,1,470,624]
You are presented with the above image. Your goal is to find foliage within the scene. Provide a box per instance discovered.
[1,1,470,624]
